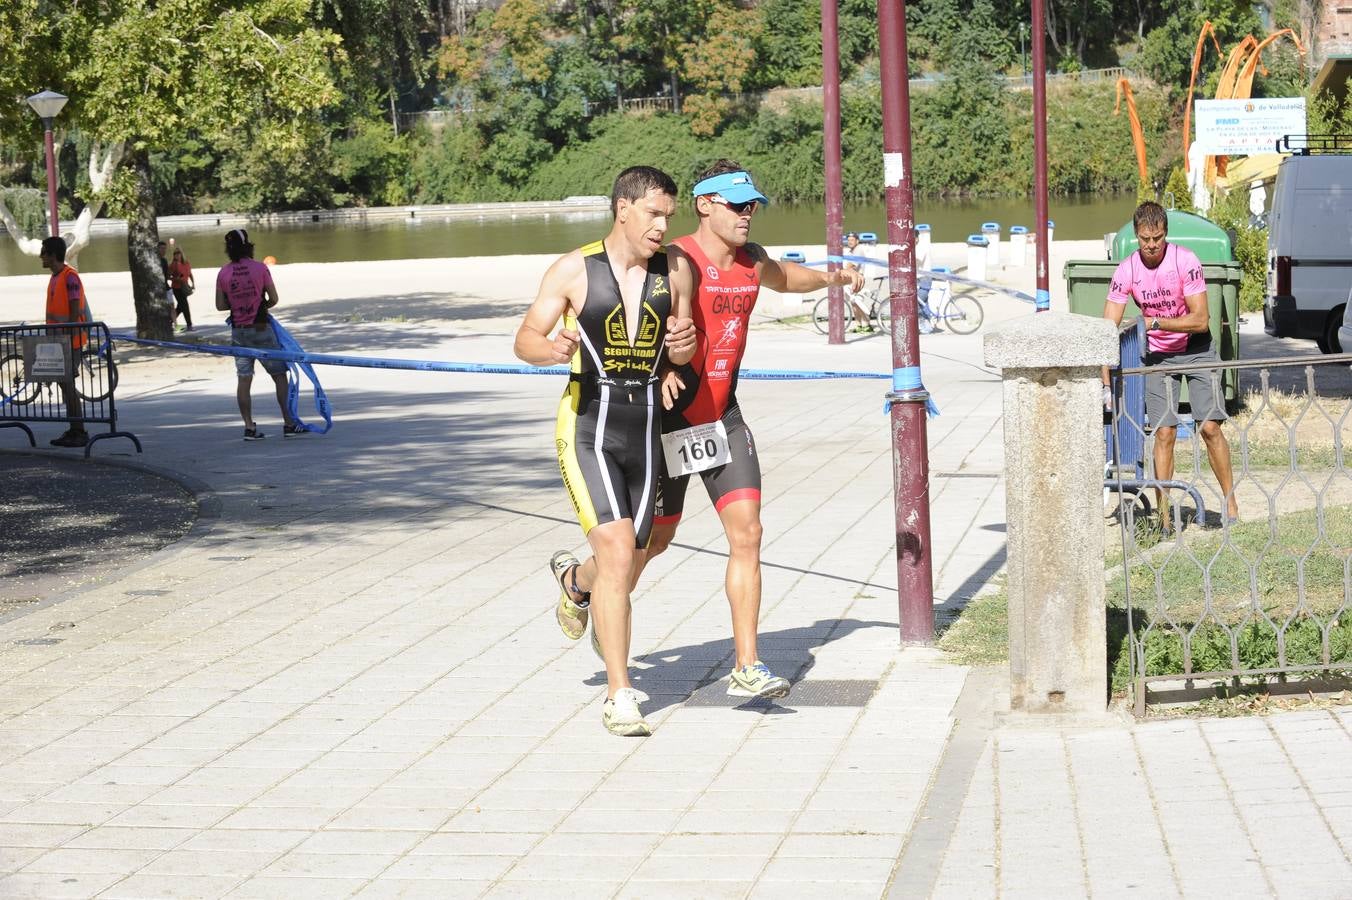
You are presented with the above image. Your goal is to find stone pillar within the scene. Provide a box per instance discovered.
[983,312,1118,717]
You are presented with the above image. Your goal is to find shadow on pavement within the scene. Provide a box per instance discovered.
[0,452,198,616]
[582,618,897,715]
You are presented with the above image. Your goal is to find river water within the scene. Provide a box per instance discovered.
[0,194,1135,276]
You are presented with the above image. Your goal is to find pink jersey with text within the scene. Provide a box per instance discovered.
[1106,243,1206,354]
[216,258,275,327]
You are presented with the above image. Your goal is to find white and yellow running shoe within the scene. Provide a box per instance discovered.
[602,688,651,736]
[549,550,589,640]
[728,661,791,699]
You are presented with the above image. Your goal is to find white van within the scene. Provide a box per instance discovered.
[1263,151,1352,352]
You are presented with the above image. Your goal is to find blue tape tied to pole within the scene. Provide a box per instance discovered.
[1035,289,1051,311]
[885,365,939,418]
[268,318,332,434]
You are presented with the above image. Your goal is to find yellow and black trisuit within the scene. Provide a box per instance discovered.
[556,240,672,548]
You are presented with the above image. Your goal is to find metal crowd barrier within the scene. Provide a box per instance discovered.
[0,322,142,457]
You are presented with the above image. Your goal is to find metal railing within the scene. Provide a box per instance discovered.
[1108,351,1352,714]
[0,322,141,457]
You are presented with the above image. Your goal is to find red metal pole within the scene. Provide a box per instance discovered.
[1032,0,1050,312]
[822,0,846,344]
[878,0,934,644]
[43,124,59,238]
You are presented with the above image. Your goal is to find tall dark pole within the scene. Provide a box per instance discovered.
[42,121,58,238]
[822,0,846,344]
[878,0,934,645]
[1032,0,1050,312]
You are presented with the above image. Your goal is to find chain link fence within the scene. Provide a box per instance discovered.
[1108,351,1352,714]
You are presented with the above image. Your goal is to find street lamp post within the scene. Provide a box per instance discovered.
[1020,23,1028,78]
[26,90,68,239]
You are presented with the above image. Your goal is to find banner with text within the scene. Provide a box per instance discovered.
[1193,98,1306,156]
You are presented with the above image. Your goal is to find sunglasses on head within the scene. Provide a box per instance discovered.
[708,195,759,215]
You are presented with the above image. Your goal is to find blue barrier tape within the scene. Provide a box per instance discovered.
[109,333,892,381]
[1035,288,1051,311]
[802,255,889,269]
[884,365,939,418]
[269,319,332,435]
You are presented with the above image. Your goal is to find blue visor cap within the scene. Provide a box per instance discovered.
[692,171,770,206]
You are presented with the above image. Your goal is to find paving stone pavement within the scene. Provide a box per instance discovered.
[0,285,1006,900]
[927,708,1352,900]
[6,276,1346,898]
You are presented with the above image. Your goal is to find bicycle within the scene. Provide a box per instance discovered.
[812,276,889,335]
[1,332,118,407]
[916,281,983,335]
[812,275,984,336]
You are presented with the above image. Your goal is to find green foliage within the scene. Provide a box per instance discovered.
[752,0,878,89]
[1164,166,1194,212]
[518,113,712,201]
[331,118,411,206]
[4,0,1318,216]
[1138,0,1265,95]
[1208,185,1265,313]
[912,70,1011,195]
[0,187,46,239]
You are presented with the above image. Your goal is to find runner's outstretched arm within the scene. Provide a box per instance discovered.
[515,251,585,366]
[752,243,865,294]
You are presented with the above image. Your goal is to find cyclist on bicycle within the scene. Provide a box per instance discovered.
[41,236,91,448]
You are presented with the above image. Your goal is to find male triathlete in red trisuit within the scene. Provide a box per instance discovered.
[646,159,864,699]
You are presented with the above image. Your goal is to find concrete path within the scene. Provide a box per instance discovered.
[0,273,1009,899]
[4,260,1350,898]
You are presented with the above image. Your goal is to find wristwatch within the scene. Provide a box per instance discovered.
[1149,316,1160,331]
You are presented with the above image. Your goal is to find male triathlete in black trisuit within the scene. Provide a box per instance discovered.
[514,166,695,736]
[647,159,863,700]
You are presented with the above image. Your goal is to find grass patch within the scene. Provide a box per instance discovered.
[940,505,1352,708]
[937,587,1008,665]
[1108,505,1352,624]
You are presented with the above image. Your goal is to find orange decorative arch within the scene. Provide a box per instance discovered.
[1182,22,1222,173]
[1204,31,1306,184]
[1115,79,1149,184]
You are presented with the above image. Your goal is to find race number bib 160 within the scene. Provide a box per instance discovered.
[661,421,731,476]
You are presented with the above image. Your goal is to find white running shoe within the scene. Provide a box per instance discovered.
[728,661,791,699]
[602,687,651,736]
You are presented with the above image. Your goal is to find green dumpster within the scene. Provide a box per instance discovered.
[1066,266,1241,410]
[1111,209,1233,263]
[1067,209,1241,412]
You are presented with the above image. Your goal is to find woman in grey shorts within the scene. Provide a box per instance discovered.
[215,229,302,441]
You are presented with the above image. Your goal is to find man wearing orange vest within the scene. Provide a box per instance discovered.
[41,236,92,448]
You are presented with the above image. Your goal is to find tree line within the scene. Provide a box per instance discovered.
[0,0,1327,336]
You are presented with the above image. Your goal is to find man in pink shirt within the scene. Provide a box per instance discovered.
[1102,201,1238,524]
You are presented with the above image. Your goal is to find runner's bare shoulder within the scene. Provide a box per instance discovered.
[539,248,589,311]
